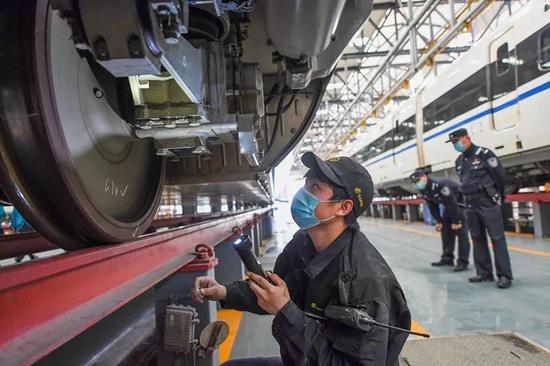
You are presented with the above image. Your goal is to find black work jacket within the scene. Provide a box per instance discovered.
[221,227,411,366]
[455,144,508,197]
[421,177,464,225]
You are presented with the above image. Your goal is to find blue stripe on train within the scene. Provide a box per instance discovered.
[365,80,550,167]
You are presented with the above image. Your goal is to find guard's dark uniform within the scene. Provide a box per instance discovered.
[222,227,411,366]
[422,177,470,265]
[455,144,513,280]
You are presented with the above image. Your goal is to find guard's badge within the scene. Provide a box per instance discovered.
[354,187,364,207]
[441,186,451,196]
[487,157,498,168]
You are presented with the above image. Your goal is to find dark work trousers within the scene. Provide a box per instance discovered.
[221,357,283,366]
[465,198,513,279]
[440,216,470,265]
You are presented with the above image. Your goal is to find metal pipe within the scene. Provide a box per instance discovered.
[408,0,418,67]
[449,0,456,26]
[341,46,469,59]
[134,122,237,139]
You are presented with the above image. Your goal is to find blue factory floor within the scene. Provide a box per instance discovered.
[222,205,550,362]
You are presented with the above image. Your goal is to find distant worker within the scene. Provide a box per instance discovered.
[0,206,36,262]
[191,152,411,366]
[409,167,469,272]
[10,207,33,233]
[448,128,513,289]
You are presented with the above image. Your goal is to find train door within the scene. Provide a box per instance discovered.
[489,29,520,131]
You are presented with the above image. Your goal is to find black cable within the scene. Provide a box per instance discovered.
[264,81,284,106]
[267,92,286,150]
[265,93,296,116]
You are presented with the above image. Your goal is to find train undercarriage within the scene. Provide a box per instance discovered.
[0,0,373,249]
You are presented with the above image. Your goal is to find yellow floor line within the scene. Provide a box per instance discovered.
[388,224,550,258]
[505,231,535,238]
[411,320,430,337]
[505,246,550,257]
[217,309,244,363]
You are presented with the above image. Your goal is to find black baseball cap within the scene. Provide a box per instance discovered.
[409,166,431,183]
[301,152,374,219]
[446,128,468,143]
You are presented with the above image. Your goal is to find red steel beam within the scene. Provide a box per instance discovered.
[0,210,255,260]
[0,208,269,366]
[371,193,550,205]
[505,192,550,203]
[151,209,253,230]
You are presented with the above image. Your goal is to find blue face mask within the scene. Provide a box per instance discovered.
[454,141,466,152]
[415,181,427,190]
[290,187,338,230]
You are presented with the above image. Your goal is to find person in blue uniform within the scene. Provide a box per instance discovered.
[0,206,36,262]
[409,167,469,271]
[191,152,411,365]
[448,128,513,289]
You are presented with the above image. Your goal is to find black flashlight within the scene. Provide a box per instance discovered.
[233,235,270,281]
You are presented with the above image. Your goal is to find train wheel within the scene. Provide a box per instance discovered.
[0,1,165,249]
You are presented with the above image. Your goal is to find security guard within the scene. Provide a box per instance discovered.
[448,128,513,289]
[409,167,470,271]
[192,152,411,365]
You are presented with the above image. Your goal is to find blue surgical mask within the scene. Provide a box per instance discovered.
[290,187,338,230]
[415,181,427,190]
[454,141,466,152]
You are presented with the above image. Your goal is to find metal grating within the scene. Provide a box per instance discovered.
[400,332,550,366]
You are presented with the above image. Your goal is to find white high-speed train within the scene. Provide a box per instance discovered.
[349,0,550,197]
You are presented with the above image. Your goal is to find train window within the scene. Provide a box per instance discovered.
[352,117,416,165]
[423,68,487,132]
[496,43,510,75]
[539,26,550,70]
[394,117,416,143]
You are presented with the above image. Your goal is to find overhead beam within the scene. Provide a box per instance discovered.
[341,46,470,59]
[334,60,452,73]
[372,0,484,11]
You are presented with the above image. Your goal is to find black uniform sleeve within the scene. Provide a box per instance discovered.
[439,186,462,225]
[221,280,268,315]
[482,150,508,197]
[220,238,293,315]
[272,300,392,365]
[427,201,442,223]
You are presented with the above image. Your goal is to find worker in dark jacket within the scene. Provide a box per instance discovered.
[192,152,411,366]
[409,167,470,271]
[449,128,513,289]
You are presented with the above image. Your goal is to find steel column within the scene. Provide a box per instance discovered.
[155,268,218,366]
[533,203,550,238]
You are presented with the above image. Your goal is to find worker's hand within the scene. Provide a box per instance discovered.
[192,276,227,303]
[247,272,290,315]
[451,223,462,230]
[435,223,443,232]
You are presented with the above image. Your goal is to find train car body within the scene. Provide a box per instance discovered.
[351,0,550,196]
